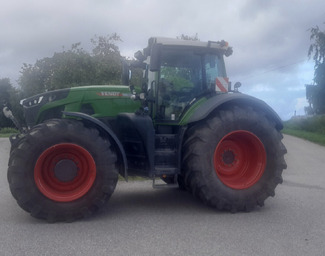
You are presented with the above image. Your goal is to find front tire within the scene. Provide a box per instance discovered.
[8,119,118,222]
[182,105,287,212]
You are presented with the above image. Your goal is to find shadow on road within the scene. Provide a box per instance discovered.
[95,181,244,221]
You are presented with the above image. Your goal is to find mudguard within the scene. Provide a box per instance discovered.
[187,93,283,129]
[63,111,128,179]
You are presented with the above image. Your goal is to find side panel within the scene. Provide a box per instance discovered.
[49,86,141,119]
[115,113,155,176]
[22,86,141,126]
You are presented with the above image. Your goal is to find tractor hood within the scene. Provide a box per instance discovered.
[21,85,140,127]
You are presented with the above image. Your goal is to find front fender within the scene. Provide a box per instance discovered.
[63,111,128,180]
[186,93,283,129]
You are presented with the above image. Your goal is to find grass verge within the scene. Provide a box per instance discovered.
[282,128,325,146]
[283,115,325,146]
[0,128,18,138]
[0,134,12,138]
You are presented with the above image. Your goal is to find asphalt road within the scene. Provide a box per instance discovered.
[0,135,324,256]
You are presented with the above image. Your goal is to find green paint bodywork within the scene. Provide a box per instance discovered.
[178,97,207,125]
[37,85,141,123]
[34,85,209,126]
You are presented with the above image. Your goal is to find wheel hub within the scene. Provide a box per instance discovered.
[54,159,78,182]
[222,150,235,165]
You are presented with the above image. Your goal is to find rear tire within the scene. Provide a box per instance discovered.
[8,119,118,222]
[182,105,287,212]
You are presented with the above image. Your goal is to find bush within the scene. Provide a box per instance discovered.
[0,127,18,134]
[283,115,325,135]
[283,115,325,146]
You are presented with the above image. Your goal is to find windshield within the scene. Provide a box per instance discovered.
[156,48,226,120]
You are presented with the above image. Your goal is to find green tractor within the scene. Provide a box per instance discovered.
[4,37,287,222]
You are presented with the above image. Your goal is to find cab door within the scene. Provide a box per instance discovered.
[155,48,203,122]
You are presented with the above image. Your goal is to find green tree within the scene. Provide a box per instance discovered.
[19,34,123,98]
[19,43,95,97]
[0,78,12,104]
[91,34,123,85]
[0,78,23,128]
[307,25,325,114]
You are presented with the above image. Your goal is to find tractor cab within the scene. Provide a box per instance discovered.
[134,37,233,122]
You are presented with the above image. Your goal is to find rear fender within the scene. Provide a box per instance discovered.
[63,111,128,180]
[187,93,283,129]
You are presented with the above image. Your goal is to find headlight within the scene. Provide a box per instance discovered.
[21,89,69,108]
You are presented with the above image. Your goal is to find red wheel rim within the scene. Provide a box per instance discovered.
[34,143,96,202]
[213,130,266,190]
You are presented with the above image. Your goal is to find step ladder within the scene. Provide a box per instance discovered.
[153,134,179,188]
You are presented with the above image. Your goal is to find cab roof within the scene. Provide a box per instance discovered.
[147,37,233,56]
[149,37,229,50]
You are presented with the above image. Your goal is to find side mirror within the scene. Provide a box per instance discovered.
[134,50,145,62]
[149,43,161,72]
[234,82,241,92]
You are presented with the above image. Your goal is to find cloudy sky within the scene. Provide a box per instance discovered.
[1,0,325,120]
